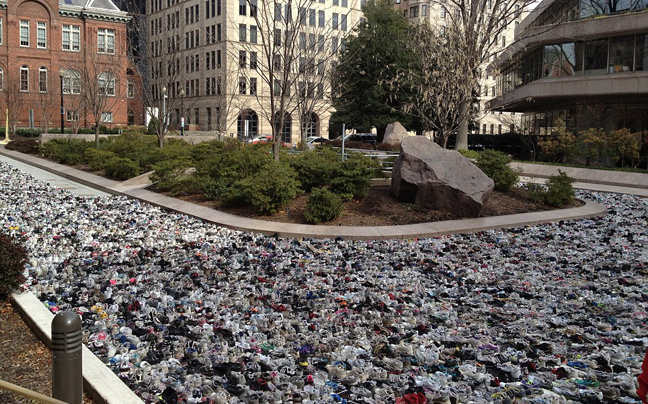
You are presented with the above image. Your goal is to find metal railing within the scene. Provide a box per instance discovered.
[0,379,69,404]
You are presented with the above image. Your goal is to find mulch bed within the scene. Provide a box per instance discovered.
[0,300,96,404]
[173,186,582,227]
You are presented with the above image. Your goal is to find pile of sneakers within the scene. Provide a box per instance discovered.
[1,162,647,404]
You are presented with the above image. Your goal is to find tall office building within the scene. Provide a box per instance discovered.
[146,0,365,143]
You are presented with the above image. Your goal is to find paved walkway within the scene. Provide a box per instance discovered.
[3,147,642,240]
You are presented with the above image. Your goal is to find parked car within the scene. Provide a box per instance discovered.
[347,133,377,144]
[249,134,290,147]
[306,136,330,149]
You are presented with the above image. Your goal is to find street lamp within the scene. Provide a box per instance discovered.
[59,70,65,134]
[161,86,167,134]
[179,88,185,137]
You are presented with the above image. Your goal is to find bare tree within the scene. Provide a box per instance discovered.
[239,0,351,159]
[436,0,534,150]
[129,3,191,147]
[80,30,130,147]
[394,23,473,148]
[0,73,29,134]
[36,85,59,135]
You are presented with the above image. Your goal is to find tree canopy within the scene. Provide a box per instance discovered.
[330,0,418,137]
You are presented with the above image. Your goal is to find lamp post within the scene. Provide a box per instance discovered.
[59,70,65,134]
[161,86,167,135]
[179,88,185,136]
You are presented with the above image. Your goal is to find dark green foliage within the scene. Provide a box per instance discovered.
[150,158,198,195]
[147,118,159,135]
[288,148,340,192]
[104,156,140,180]
[331,0,418,132]
[304,187,343,224]
[84,149,117,171]
[458,149,480,160]
[197,145,273,186]
[241,162,300,215]
[543,170,575,207]
[100,133,161,169]
[42,139,94,165]
[475,149,519,192]
[330,152,381,200]
[0,233,28,301]
[526,171,575,207]
[15,129,42,138]
[5,139,40,154]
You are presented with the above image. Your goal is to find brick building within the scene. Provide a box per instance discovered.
[0,0,134,132]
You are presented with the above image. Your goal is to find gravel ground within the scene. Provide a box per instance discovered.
[0,161,647,404]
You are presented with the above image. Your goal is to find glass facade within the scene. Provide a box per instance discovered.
[497,33,648,96]
[580,0,648,18]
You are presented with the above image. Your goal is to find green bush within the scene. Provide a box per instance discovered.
[101,133,161,169]
[458,149,481,160]
[5,139,40,154]
[525,171,575,207]
[239,162,300,215]
[0,233,28,301]
[304,187,343,224]
[150,158,196,195]
[42,139,93,165]
[543,170,575,207]
[330,152,381,200]
[84,148,117,171]
[15,128,42,138]
[104,156,140,180]
[288,148,341,192]
[475,149,519,192]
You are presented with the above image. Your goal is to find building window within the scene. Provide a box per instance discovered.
[0,67,3,91]
[20,66,29,91]
[422,5,427,16]
[0,18,3,45]
[62,25,81,51]
[239,77,246,94]
[66,110,79,121]
[239,0,246,15]
[63,70,81,94]
[332,13,338,29]
[250,25,257,44]
[37,22,47,49]
[101,112,114,123]
[250,0,258,16]
[98,72,115,96]
[39,67,47,92]
[20,20,29,47]
[409,6,418,18]
[239,50,247,67]
[250,77,257,95]
[97,28,115,54]
[318,10,325,27]
[127,79,135,98]
[341,14,347,30]
[239,24,246,42]
[250,51,258,69]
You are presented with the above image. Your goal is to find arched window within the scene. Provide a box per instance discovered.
[0,67,4,91]
[302,112,318,137]
[98,72,115,96]
[20,66,29,92]
[62,70,81,94]
[39,67,47,92]
[237,109,258,140]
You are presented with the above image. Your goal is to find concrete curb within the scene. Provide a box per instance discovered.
[0,147,610,240]
[11,291,144,404]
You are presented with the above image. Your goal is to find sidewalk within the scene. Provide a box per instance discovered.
[0,147,624,240]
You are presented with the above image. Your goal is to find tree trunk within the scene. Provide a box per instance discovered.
[158,134,164,148]
[95,126,100,148]
[454,100,470,151]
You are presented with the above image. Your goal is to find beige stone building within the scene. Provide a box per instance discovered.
[146,0,365,144]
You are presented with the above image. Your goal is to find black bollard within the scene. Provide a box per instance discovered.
[52,311,83,404]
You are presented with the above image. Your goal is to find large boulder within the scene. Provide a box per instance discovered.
[382,122,409,145]
[391,137,494,217]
